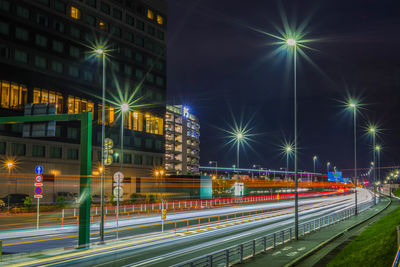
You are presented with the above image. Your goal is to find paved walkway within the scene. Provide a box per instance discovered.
[238,197,397,267]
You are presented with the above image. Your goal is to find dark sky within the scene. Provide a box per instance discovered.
[165,0,400,178]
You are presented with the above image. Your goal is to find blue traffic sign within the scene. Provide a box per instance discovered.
[34,186,42,195]
[35,165,43,175]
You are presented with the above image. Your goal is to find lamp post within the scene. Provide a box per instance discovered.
[375,145,381,196]
[236,132,243,173]
[6,161,14,213]
[349,101,358,215]
[327,162,331,174]
[285,37,300,239]
[95,47,106,242]
[253,164,261,180]
[368,126,376,204]
[209,161,218,178]
[313,155,317,181]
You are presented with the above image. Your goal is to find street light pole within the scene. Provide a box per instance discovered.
[209,161,218,178]
[370,129,376,204]
[98,49,106,242]
[350,103,358,215]
[327,162,330,174]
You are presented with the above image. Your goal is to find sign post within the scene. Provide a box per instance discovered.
[34,166,43,230]
[113,171,124,239]
[161,200,166,232]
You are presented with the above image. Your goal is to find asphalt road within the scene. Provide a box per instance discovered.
[1,189,373,267]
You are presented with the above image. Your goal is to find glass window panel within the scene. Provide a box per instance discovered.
[10,83,19,109]
[71,6,81,19]
[68,96,74,113]
[147,9,154,20]
[14,49,27,63]
[1,81,10,108]
[157,15,163,25]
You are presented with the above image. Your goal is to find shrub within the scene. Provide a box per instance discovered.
[149,194,156,203]
[131,193,139,203]
[24,196,32,210]
[56,196,66,208]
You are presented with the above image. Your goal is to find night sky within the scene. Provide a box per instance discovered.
[165,0,400,178]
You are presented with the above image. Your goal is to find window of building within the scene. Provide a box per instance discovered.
[126,14,134,26]
[0,45,8,58]
[135,37,144,48]
[131,111,143,131]
[69,46,80,58]
[52,40,63,52]
[124,65,132,76]
[135,69,143,79]
[15,27,28,41]
[156,46,164,56]
[14,49,27,63]
[113,8,122,20]
[34,55,47,69]
[35,34,47,47]
[67,148,79,159]
[37,14,49,27]
[0,142,5,155]
[85,14,95,26]
[125,31,133,41]
[145,155,153,165]
[147,26,155,36]
[98,20,108,31]
[137,5,145,15]
[67,128,78,140]
[33,88,63,113]
[70,27,80,38]
[11,143,25,156]
[32,145,45,157]
[54,0,66,13]
[53,20,65,33]
[146,73,154,83]
[50,147,62,158]
[68,65,79,77]
[157,15,163,25]
[145,113,163,135]
[70,6,81,19]
[145,40,154,51]
[136,20,144,31]
[86,0,96,7]
[112,62,120,72]
[97,104,115,125]
[100,2,110,13]
[145,139,153,149]
[156,30,164,40]
[83,71,93,82]
[112,26,121,37]
[37,0,49,6]
[156,76,164,86]
[0,21,8,35]
[154,157,162,166]
[16,6,30,19]
[68,96,94,116]
[123,154,132,164]
[146,89,153,100]
[156,61,164,71]
[155,140,162,151]
[1,81,27,109]
[134,154,142,164]
[0,0,10,12]
[135,52,143,63]
[124,48,132,58]
[51,61,63,73]
[147,9,154,20]
[146,57,154,67]
[155,92,162,101]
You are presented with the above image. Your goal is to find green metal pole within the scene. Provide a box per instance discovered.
[78,112,92,247]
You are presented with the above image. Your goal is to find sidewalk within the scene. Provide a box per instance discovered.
[239,197,397,267]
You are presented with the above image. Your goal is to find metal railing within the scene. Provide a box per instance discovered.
[173,200,374,267]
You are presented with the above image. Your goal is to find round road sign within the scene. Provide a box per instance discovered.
[113,186,123,198]
[35,186,43,195]
[35,165,43,175]
[35,175,43,183]
[113,172,124,183]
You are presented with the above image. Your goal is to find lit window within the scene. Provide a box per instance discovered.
[70,6,80,19]
[145,114,163,135]
[1,81,27,110]
[68,96,93,117]
[131,111,143,131]
[99,21,107,31]
[147,9,154,20]
[97,104,115,125]
[157,15,163,25]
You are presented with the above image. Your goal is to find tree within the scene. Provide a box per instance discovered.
[56,196,66,208]
[149,194,156,203]
[24,196,32,210]
[130,193,138,203]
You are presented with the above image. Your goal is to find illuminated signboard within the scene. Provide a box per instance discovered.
[328,172,342,182]
[183,106,190,118]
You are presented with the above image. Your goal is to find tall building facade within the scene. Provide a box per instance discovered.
[165,105,200,175]
[0,0,167,199]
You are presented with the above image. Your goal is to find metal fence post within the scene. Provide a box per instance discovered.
[263,236,267,252]
[281,230,284,244]
[273,233,276,248]
[209,255,213,267]
[253,240,256,257]
[226,249,230,267]
[240,244,244,263]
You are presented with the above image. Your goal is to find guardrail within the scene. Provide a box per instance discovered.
[173,200,374,267]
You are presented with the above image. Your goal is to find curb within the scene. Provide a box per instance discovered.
[284,197,393,267]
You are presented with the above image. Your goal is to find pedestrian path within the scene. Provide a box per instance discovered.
[239,197,396,267]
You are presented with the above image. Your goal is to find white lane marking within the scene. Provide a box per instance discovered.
[287,251,298,257]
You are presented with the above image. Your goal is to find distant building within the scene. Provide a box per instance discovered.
[165,105,200,175]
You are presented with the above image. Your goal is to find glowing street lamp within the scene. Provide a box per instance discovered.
[348,99,358,215]
[283,144,293,179]
[375,145,381,194]
[235,131,244,173]
[327,162,331,173]
[209,161,218,178]
[313,155,317,174]
[5,160,15,213]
